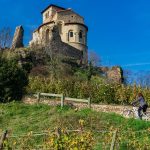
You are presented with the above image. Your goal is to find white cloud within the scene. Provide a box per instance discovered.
[122,62,150,67]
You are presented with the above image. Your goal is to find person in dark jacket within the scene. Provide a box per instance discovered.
[132,93,148,119]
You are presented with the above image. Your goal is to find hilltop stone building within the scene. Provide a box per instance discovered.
[29,4,88,64]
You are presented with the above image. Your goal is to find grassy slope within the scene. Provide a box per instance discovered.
[0,102,150,133]
[0,102,150,149]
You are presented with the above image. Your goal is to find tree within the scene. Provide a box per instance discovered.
[0,57,28,102]
[88,51,101,67]
[0,27,12,49]
[136,71,150,87]
[86,51,101,80]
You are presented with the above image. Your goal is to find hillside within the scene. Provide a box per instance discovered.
[1,102,150,149]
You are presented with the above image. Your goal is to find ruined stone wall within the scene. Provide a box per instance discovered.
[11,26,24,49]
[106,66,124,83]
[100,66,124,83]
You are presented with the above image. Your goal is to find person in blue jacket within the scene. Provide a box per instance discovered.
[132,93,148,119]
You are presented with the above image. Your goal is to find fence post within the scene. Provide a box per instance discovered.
[88,97,91,108]
[61,94,64,108]
[110,130,118,150]
[37,92,40,103]
[0,130,8,150]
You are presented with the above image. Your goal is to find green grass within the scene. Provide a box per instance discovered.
[1,102,150,149]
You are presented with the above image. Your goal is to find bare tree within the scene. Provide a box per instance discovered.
[88,51,101,67]
[123,69,134,85]
[136,71,150,87]
[0,27,12,49]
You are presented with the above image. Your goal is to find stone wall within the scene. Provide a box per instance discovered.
[30,5,88,64]
[11,26,24,49]
[31,26,83,62]
[23,97,133,115]
[57,10,84,24]
[46,26,83,60]
[30,22,87,53]
[61,24,87,48]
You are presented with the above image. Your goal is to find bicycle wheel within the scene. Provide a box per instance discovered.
[122,110,134,118]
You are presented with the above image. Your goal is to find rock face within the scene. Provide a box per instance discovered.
[11,26,24,49]
[100,66,124,83]
[106,66,124,83]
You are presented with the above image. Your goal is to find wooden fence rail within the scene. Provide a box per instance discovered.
[110,130,118,150]
[2,129,120,150]
[33,93,91,108]
[0,130,8,150]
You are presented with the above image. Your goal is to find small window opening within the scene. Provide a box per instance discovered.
[46,29,50,43]
[70,31,73,37]
[79,31,83,39]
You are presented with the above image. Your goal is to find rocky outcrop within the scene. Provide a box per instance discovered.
[107,66,124,83]
[100,66,124,83]
[11,26,24,49]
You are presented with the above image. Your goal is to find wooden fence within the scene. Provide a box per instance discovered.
[0,130,7,150]
[0,129,117,150]
[33,92,91,108]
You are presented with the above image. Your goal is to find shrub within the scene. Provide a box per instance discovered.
[0,58,28,102]
[27,75,150,105]
[26,76,116,104]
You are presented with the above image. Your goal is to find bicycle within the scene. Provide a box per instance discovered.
[122,105,150,121]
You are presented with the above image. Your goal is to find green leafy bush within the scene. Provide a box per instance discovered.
[26,76,116,104]
[27,75,150,105]
[0,58,28,102]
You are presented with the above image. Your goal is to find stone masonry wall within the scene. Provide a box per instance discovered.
[47,25,83,60]
[57,10,84,24]
[11,26,24,49]
[31,25,83,62]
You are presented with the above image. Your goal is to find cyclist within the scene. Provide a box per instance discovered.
[132,93,148,119]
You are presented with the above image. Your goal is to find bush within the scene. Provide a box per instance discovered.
[26,75,150,105]
[0,58,28,102]
[26,76,115,104]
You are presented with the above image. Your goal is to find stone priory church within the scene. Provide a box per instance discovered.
[29,4,88,64]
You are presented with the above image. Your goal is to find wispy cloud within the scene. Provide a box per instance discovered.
[122,62,150,67]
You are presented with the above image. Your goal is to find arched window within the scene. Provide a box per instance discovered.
[46,29,50,43]
[68,30,74,41]
[58,22,62,34]
[69,31,73,37]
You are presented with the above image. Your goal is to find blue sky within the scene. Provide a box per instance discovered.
[1,0,150,71]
